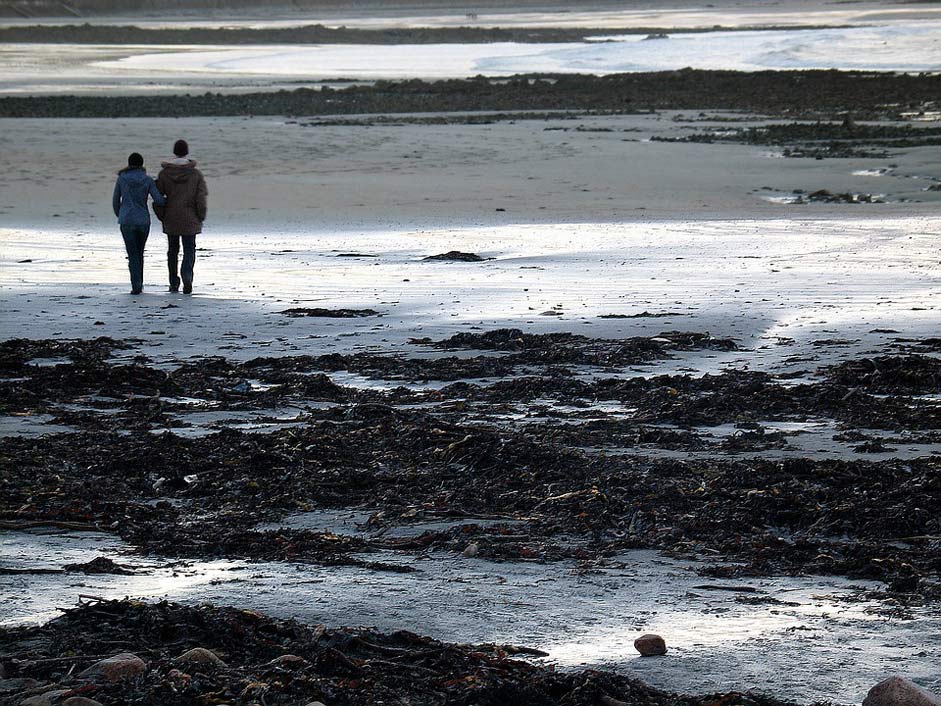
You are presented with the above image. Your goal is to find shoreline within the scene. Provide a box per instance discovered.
[0,22,863,44]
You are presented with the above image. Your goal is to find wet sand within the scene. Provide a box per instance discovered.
[0,3,939,703]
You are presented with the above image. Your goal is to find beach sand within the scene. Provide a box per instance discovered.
[0,5,939,703]
[2,111,939,368]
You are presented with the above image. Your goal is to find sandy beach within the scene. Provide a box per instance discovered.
[0,2,939,705]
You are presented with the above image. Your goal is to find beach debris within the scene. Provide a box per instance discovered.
[230,379,252,394]
[634,634,668,656]
[805,189,883,204]
[174,647,226,669]
[77,653,146,682]
[862,676,941,706]
[280,308,379,318]
[423,251,488,262]
[644,33,669,40]
[63,557,135,575]
[599,311,685,318]
[652,121,941,159]
[825,355,941,393]
[267,654,308,668]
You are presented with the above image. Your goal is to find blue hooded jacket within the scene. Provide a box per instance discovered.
[113,166,165,227]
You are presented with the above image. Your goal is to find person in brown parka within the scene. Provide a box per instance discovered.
[154,139,208,294]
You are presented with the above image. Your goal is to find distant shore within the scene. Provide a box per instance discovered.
[2,69,939,118]
[0,22,859,44]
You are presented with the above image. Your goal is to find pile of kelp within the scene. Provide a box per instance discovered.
[1,333,939,595]
[2,333,939,434]
[651,121,941,158]
[1,409,938,595]
[0,598,825,706]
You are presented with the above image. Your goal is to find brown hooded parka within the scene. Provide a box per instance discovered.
[154,159,208,235]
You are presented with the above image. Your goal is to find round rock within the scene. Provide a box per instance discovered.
[863,676,941,706]
[174,648,226,669]
[78,653,146,682]
[633,633,667,656]
[62,698,106,706]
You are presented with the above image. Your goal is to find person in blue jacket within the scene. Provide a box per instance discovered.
[112,152,165,295]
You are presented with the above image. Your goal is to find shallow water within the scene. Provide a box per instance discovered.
[1,20,939,94]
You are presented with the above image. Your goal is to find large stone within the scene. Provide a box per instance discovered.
[174,648,226,669]
[61,699,105,706]
[77,653,146,682]
[863,677,941,706]
[19,690,70,706]
[633,633,667,657]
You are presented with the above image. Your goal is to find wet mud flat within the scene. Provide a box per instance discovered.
[1,330,939,703]
[1,70,938,119]
[0,598,825,706]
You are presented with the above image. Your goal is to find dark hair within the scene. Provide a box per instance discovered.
[173,139,189,157]
[128,152,144,168]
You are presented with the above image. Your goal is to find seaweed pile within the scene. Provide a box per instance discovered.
[652,121,941,158]
[1,333,939,597]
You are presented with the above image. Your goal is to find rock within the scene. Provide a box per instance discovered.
[862,677,941,706]
[19,690,70,706]
[63,556,134,575]
[267,654,307,668]
[62,698,105,706]
[304,702,327,706]
[462,543,479,558]
[2,679,42,695]
[423,251,487,262]
[634,633,667,656]
[174,648,226,668]
[280,307,379,318]
[77,653,146,682]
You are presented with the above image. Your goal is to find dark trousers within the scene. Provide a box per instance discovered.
[120,224,149,293]
[167,234,197,289]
